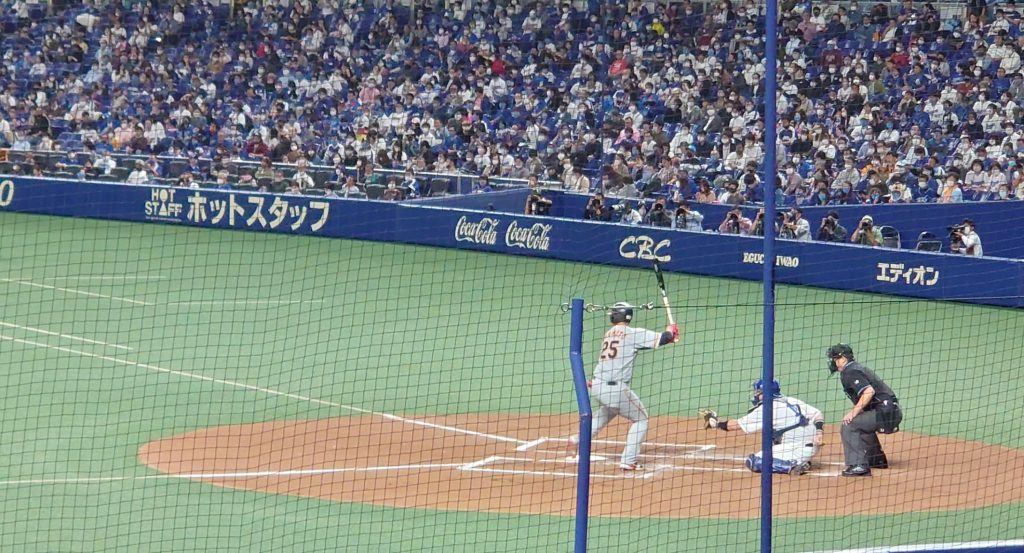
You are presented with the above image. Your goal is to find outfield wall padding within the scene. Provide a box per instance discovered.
[1,177,1021,308]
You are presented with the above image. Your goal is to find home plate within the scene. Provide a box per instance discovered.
[565,455,609,462]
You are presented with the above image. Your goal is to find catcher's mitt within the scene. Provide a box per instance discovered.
[698,408,719,429]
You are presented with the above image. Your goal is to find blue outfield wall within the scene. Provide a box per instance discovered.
[1,177,1022,308]
[547,191,1024,260]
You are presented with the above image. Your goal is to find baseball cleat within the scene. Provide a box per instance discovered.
[841,464,871,477]
[619,462,645,471]
[788,462,810,476]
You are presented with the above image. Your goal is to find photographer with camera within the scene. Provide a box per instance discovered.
[851,215,883,246]
[750,208,768,237]
[949,218,983,256]
[673,200,705,232]
[816,210,848,242]
[718,207,752,235]
[643,198,673,228]
[525,188,553,216]
[583,192,612,221]
[779,207,811,241]
[619,201,643,226]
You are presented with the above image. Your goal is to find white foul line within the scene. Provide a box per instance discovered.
[0,334,527,446]
[380,413,525,444]
[546,437,710,449]
[0,321,132,351]
[0,463,465,486]
[459,456,502,470]
[42,276,169,281]
[516,437,549,451]
[0,278,152,306]
[459,467,639,479]
[805,541,1024,553]
[163,300,325,306]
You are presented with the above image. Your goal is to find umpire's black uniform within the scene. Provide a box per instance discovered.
[839,359,902,472]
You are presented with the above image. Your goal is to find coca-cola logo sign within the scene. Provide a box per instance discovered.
[505,220,551,251]
[454,215,500,245]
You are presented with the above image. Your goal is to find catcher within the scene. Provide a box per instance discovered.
[699,379,824,476]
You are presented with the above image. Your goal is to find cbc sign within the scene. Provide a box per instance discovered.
[618,235,671,262]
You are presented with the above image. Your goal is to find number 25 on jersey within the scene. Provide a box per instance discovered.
[600,339,620,360]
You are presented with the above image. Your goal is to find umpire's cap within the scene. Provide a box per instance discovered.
[827,343,855,360]
[826,343,855,374]
[609,302,634,324]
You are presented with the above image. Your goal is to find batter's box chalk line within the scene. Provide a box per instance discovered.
[464,437,842,479]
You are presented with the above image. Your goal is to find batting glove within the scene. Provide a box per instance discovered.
[667,323,680,342]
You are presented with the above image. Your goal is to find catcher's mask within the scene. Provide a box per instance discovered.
[609,302,634,324]
[826,343,855,375]
[751,378,781,406]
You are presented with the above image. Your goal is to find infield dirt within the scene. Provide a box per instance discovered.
[139,414,1024,518]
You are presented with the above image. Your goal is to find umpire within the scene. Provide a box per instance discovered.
[826,344,903,477]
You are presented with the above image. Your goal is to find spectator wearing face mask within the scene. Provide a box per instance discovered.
[864,186,887,204]
[831,158,861,192]
[912,174,939,202]
[831,181,858,204]
[938,175,964,203]
[963,160,988,197]
[401,169,421,198]
[878,121,901,143]
[888,182,911,203]
[985,163,1008,200]
[808,183,832,206]
[564,163,590,193]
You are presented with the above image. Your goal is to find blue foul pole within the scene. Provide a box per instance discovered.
[761,1,779,552]
[568,298,591,553]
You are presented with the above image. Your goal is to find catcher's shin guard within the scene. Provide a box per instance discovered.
[745,454,761,473]
[745,454,803,475]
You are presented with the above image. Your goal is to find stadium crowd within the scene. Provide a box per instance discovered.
[1,0,1024,209]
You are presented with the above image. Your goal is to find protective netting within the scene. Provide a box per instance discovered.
[771,285,1024,552]
[570,261,1024,553]
[0,211,579,552]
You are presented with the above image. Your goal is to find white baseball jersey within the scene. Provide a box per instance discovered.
[592,325,662,384]
[738,396,823,447]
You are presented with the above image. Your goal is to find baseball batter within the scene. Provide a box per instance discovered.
[700,379,824,476]
[572,302,679,471]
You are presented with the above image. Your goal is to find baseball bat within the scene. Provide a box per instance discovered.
[652,260,676,326]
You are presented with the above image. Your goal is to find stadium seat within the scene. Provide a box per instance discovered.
[428,178,449,197]
[879,225,901,249]
[365,184,386,199]
[915,232,943,252]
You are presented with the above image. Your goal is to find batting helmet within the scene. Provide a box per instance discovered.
[826,343,855,374]
[753,378,782,398]
[609,302,634,324]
